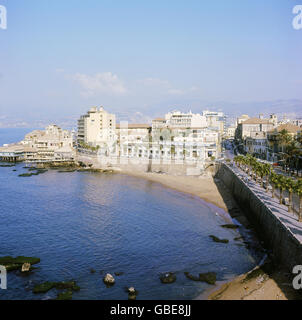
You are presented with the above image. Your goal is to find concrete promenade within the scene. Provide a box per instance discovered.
[229,163,302,244]
[216,161,302,272]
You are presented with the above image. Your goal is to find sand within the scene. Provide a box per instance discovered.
[121,169,300,300]
[206,263,300,300]
[121,169,229,211]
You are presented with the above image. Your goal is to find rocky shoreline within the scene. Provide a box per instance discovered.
[1,163,290,300]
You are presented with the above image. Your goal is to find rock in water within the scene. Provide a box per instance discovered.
[103,273,115,286]
[128,287,137,294]
[21,263,31,272]
[160,272,176,284]
[199,272,217,285]
[184,272,217,285]
[221,224,239,229]
[209,235,229,244]
[184,272,200,281]
[127,287,138,300]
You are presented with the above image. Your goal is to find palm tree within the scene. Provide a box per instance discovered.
[277,129,292,152]
[275,175,287,205]
[257,164,266,188]
[295,180,302,222]
[263,164,272,192]
[276,129,292,172]
[285,177,295,213]
[287,140,301,176]
[270,172,278,199]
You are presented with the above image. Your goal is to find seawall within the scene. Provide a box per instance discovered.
[215,162,302,272]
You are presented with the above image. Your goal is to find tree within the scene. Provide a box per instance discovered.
[277,129,292,152]
[276,175,287,205]
[276,129,292,172]
[270,172,278,199]
[295,180,302,222]
[263,164,272,193]
[285,177,295,213]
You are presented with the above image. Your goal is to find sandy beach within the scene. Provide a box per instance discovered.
[121,169,229,211]
[206,261,301,300]
[121,169,300,300]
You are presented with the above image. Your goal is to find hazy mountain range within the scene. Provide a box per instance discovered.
[1,99,301,129]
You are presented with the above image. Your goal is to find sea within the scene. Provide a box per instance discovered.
[0,128,264,300]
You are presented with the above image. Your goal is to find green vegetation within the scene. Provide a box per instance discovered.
[275,129,302,175]
[33,280,80,294]
[209,235,229,244]
[0,256,40,271]
[159,272,176,284]
[233,155,302,220]
[184,272,216,285]
[78,141,100,152]
[33,282,55,294]
[56,290,73,300]
[19,169,48,177]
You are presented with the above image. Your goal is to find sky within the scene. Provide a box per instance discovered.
[0,0,302,127]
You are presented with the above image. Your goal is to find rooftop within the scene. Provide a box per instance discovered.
[270,123,301,134]
[116,124,151,129]
[241,117,272,125]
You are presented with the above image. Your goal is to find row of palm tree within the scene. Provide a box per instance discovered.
[233,154,302,221]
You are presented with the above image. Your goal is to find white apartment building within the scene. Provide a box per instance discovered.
[202,110,226,136]
[77,107,116,147]
[115,124,151,158]
[226,126,236,139]
[165,111,207,128]
[77,108,223,168]
[112,123,219,162]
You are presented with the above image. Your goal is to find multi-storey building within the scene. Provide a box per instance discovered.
[202,110,226,136]
[245,132,268,160]
[77,108,223,167]
[235,116,275,142]
[0,124,74,162]
[77,107,116,147]
[226,126,236,139]
[165,111,207,128]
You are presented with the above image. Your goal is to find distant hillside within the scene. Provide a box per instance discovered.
[114,99,302,124]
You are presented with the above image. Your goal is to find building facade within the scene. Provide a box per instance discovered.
[77,107,116,147]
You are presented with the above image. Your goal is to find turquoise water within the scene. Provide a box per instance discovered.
[0,129,263,300]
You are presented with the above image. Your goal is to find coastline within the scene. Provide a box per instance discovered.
[120,169,297,300]
[120,169,229,212]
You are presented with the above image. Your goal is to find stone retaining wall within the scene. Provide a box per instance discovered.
[215,163,302,271]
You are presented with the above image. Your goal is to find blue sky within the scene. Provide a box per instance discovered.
[0,0,301,126]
